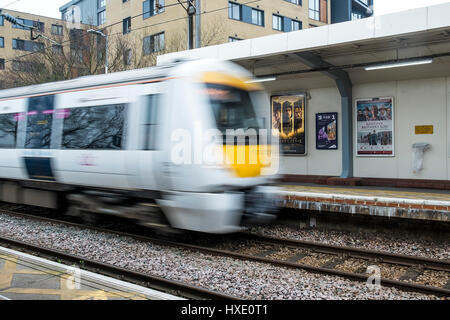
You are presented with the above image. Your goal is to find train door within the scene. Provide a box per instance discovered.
[22,95,57,181]
[136,90,163,192]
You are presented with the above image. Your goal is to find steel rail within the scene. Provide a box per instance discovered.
[237,232,450,272]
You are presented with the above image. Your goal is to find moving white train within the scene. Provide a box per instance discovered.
[0,59,280,233]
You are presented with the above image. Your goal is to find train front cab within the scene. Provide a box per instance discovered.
[157,61,280,233]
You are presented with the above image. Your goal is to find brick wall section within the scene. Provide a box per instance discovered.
[278,195,450,222]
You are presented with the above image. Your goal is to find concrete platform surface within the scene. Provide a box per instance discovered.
[277,184,450,222]
[0,246,183,300]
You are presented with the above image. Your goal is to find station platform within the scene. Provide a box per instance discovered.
[277,184,450,222]
[0,246,181,300]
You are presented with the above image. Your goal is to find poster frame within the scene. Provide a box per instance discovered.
[355,96,395,157]
[270,92,307,157]
[315,112,338,150]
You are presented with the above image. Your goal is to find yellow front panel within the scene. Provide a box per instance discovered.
[223,145,271,178]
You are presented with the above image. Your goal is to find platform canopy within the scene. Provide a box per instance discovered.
[158,3,450,88]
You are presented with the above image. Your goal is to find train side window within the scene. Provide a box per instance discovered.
[144,94,159,150]
[25,95,55,149]
[0,113,18,148]
[61,104,127,150]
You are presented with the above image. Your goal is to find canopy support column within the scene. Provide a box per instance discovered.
[295,52,353,178]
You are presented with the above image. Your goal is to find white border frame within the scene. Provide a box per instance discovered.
[355,96,395,157]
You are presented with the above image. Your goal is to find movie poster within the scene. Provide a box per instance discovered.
[271,94,305,155]
[316,112,337,150]
[356,97,394,156]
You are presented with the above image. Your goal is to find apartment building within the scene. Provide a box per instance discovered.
[0,9,93,87]
[59,0,331,66]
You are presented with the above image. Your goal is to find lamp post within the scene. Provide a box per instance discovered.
[87,29,108,74]
[177,1,196,50]
[187,1,196,50]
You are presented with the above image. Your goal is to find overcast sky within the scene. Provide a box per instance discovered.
[1,0,450,19]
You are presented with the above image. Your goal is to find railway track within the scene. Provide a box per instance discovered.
[1,203,449,298]
[0,205,238,300]
[207,232,450,296]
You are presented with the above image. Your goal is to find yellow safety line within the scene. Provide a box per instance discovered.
[0,256,18,289]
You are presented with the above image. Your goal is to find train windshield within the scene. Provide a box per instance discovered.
[204,83,264,135]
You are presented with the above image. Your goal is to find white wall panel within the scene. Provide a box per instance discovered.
[396,78,447,180]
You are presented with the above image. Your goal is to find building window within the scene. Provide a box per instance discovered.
[0,58,4,70]
[228,2,264,26]
[51,24,63,36]
[124,49,132,65]
[12,39,45,52]
[143,32,165,55]
[0,16,3,26]
[228,2,241,20]
[0,37,4,48]
[123,17,131,34]
[285,0,301,4]
[12,60,34,72]
[69,29,84,50]
[291,19,302,31]
[352,10,364,20]
[61,104,127,150]
[98,0,106,8]
[272,14,283,31]
[13,18,45,32]
[143,0,165,19]
[251,8,264,26]
[52,44,63,54]
[71,49,83,63]
[228,36,242,42]
[98,10,106,25]
[309,0,320,20]
[63,10,71,22]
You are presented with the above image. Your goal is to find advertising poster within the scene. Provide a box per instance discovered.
[356,97,394,156]
[316,112,338,150]
[271,94,306,155]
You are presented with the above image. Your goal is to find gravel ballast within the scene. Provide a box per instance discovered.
[248,223,450,261]
[0,212,444,300]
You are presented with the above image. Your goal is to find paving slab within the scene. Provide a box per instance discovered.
[0,247,184,300]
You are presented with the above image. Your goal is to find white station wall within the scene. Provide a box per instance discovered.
[265,82,342,177]
[266,76,450,180]
[353,77,448,180]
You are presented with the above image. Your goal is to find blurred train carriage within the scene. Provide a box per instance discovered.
[0,59,280,233]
